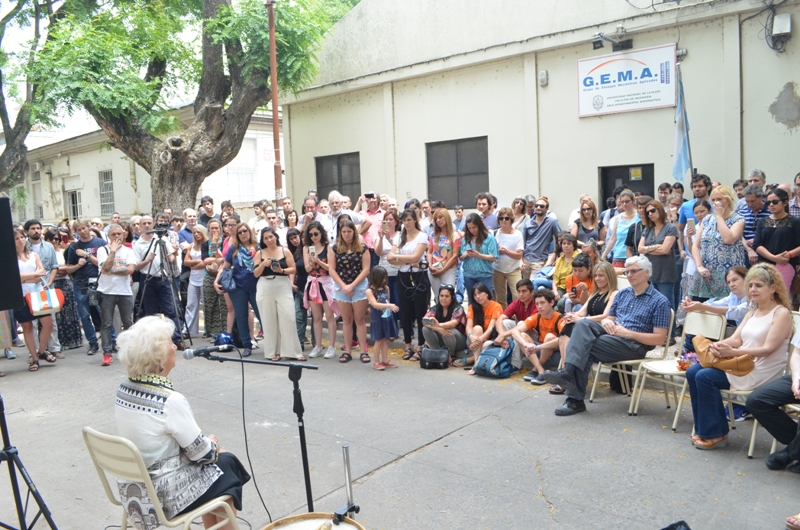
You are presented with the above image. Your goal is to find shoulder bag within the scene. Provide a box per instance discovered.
[420,347,449,369]
[692,335,754,377]
[218,267,236,292]
[25,278,65,316]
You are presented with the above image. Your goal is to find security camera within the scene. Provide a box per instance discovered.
[593,34,604,50]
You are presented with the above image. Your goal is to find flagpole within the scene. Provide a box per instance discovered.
[678,63,694,176]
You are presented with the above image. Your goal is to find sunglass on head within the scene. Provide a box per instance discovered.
[497,216,511,221]
[439,284,454,290]
[766,199,783,206]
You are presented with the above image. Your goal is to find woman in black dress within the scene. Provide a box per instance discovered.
[753,188,800,290]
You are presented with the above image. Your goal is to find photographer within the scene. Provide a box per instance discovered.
[64,219,106,355]
[133,215,183,348]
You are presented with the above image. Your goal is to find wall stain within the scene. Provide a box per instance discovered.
[769,82,800,130]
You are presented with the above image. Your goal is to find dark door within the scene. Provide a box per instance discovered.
[600,164,655,204]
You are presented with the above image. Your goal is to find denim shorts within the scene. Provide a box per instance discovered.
[333,277,369,303]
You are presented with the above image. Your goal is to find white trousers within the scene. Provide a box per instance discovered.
[256,276,302,359]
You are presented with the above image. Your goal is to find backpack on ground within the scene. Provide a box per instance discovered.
[473,339,516,379]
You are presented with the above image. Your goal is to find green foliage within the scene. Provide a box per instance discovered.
[207,0,330,96]
[323,0,361,24]
[29,0,200,132]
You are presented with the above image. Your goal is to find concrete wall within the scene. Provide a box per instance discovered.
[285,1,800,222]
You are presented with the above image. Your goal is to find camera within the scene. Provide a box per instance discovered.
[147,221,170,237]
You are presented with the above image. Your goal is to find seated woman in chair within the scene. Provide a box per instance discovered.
[115,316,250,529]
[686,263,792,450]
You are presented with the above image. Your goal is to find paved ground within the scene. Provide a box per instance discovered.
[0,340,797,530]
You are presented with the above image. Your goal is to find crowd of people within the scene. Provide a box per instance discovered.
[5,172,800,528]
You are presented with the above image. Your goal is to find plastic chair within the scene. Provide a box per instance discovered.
[629,311,727,424]
[616,275,631,291]
[82,427,240,530]
[589,309,674,403]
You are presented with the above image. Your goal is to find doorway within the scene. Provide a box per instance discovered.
[599,164,655,204]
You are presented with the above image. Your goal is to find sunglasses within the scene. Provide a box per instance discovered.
[534,204,547,209]
[581,208,593,212]
[237,229,250,235]
[619,199,632,205]
[309,231,321,237]
[497,216,511,221]
[766,199,783,206]
[439,284,454,290]
[646,209,658,215]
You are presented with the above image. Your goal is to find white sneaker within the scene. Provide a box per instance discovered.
[324,346,337,359]
[309,345,324,358]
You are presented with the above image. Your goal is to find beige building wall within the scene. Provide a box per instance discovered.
[284,0,800,222]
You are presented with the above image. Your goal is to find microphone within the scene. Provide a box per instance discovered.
[182,344,233,360]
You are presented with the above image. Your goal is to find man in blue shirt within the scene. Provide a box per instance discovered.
[65,219,108,355]
[739,184,770,265]
[475,192,497,230]
[543,255,672,416]
[676,174,712,249]
[522,198,561,280]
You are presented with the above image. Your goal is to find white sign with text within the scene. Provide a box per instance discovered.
[578,44,676,117]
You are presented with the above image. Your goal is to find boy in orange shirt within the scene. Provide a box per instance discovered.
[561,253,593,313]
[511,289,566,385]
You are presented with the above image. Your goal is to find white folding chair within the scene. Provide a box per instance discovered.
[589,309,675,404]
[731,311,800,458]
[83,427,240,530]
[629,311,727,424]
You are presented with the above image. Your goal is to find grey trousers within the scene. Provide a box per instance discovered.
[421,326,468,358]
[563,319,646,401]
[100,294,133,353]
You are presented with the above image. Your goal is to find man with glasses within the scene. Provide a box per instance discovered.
[740,184,771,265]
[735,169,766,212]
[543,255,671,416]
[96,224,136,366]
[133,215,183,348]
[522,198,561,280]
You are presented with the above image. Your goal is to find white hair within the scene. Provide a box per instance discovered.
[117,316,176,377]
[625,255,652,276]
[328,190,342,202]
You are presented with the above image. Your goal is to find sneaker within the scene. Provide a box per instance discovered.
[87,343,100,355]
[372,362,385,371]
[530,373,547,385]
[324,346,337,359]
[12,338,24,348]
[523,371,537,382]
[101,354,112,366]
[250,343,259,351]
[4,348,16,360]
[725,404,751,422]
[242,348,251,357]
[309,345,324,358]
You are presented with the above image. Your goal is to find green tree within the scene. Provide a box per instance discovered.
[31,0,335,212]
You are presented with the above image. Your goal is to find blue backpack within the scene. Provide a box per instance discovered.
[473,339,516,379]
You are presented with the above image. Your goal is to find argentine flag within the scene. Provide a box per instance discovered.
[672,67,692,182]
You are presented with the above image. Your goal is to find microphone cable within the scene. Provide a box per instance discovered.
[234,346,274,524]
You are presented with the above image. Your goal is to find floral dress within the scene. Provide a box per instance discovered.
[54,250,84,349]
[689,213,746,299]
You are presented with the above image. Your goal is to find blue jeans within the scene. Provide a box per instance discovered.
[140,277,181,343]
[533,277,552,291]
[463,275,494,305]
[387,275,402,327]
[293,291,310,345]
[228,287,261,349]
[73,281,100,345]
[686,363,731,438]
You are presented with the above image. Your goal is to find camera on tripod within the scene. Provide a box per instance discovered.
[146,221,170,237]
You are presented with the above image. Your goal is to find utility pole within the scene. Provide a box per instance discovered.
[266,0,283,203]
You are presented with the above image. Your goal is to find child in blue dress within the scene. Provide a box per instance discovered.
[365,267,399,370]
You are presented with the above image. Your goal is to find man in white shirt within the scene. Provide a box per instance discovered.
[97,224,136,366]
[264,209,287,243]
[326,190,371,243]
[298,195,332,236]
[133,215,182,347]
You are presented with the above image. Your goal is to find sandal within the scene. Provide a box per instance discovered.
[548,385,565,395]
[38,351,57,363]
[452,358,469,368]
[295,356,307,362]
[339,352,352,363]
[787,513,800,530]
[402,348,414,360]
[409,352,421,362]
[693,435,728,450]
[28,360,39,372]
[360,352,371,363]
[271,355,281,362]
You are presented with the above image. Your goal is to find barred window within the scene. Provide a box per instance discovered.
[315,153,361,202]
[426,137,489,208]
[99,170,114,216]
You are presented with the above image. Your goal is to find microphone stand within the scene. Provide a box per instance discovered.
[199,353,318,512]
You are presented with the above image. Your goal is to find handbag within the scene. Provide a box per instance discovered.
[692,334,755,377]
[473,339,516,379]
[25,279,65,316]
[791,265,800,295]
[420,347,449,369]
[218,268,236,292]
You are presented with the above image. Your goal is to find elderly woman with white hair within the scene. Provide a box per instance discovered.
[115,316,250,528]
[543,255,673,416]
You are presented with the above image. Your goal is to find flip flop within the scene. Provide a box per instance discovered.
[452,358,469,368]
[295,356,307,362]
[548,385,565,395]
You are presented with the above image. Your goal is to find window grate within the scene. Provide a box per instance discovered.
[315,152,361,202]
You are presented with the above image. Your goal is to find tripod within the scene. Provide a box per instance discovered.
[0,394,58,530]
[197,353,318,511]
[137,232,191,347]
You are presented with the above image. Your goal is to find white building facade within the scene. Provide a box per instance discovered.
[282,0,800,221]
[14,108,283,224]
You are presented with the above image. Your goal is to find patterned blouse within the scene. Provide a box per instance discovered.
[334,243,367,284]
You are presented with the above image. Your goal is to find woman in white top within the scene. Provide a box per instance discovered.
[511,197,530,231]
[492,207,524,309]
[686,263,792,450]
[375,210,401,327]
[182,225,208,336]
[14,227,55,371]
[388,209,430,361]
